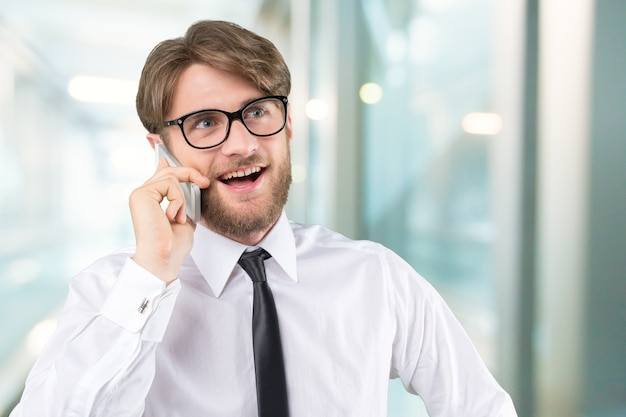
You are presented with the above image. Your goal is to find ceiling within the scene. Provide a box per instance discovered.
[1,0,273,127]
[2,0,267,75]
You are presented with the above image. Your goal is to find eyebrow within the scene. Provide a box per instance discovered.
[238,96,267,108]
[199,96,266,112]
[165,96,271,123]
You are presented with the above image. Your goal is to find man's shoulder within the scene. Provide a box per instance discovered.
[74,245,136,277]
[288,221,426,287]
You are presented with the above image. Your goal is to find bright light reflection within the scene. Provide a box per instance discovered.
[385,31,407,63]
[305,99,329,120]
[26,318,58,356]
[68,75,138,106]
[462,112,504,135]
[359,83,383,104]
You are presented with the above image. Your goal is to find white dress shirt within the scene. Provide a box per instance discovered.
[11,212,517,417]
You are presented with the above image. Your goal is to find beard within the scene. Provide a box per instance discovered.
[200,142,292,242]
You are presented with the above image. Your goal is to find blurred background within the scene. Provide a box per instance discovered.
[0,0,624,416]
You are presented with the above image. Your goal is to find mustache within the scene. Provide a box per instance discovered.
[211,156,267,178]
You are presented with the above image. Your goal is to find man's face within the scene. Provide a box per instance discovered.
[162,63,292,244]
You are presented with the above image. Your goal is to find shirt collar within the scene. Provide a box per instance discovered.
[190,211,298,297]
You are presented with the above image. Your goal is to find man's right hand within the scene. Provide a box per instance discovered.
[129,158,210,285]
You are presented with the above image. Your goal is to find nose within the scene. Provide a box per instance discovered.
[220,119,258,157]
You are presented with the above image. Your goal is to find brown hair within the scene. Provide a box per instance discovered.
[136,20,291,134]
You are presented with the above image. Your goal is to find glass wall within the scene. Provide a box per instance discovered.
[366,1,497,414]
[361,1,505,414]
[304,0,524,414]
[0,13,151,411]
[360,0,497,342]
[305,1,626,416]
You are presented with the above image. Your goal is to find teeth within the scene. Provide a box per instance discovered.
[221,166,261,181]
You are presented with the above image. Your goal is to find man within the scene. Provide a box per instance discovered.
[11,20,517,416]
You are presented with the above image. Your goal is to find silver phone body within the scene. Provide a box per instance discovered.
[155,143,201,223]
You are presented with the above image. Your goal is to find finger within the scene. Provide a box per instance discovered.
[150,163,210,189]
[133,173,185,221]
[157,157,170,169]
[165,195,186,223]
[176,205,188,224]
[157,176,188,222]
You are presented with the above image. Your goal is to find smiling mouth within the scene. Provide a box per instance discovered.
[219,166,263,185]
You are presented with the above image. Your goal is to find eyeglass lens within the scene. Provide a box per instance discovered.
[182,97,286,148]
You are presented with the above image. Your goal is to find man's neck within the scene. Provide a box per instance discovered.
[200,215,281,247]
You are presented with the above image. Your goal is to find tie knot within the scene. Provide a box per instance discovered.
[238,248,272,283]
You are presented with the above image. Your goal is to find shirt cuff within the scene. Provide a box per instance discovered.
[99,258,181,341]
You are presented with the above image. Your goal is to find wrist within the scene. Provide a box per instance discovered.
[132,252,180,285]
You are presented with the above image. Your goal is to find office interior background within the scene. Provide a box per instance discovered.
[1,0,624,416]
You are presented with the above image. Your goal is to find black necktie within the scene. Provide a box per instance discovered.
[238,248,289,417]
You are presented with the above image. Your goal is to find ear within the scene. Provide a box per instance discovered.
[285,104,293,141]
[146,133,163,149]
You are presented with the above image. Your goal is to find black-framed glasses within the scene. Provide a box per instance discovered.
[163,95,288,149]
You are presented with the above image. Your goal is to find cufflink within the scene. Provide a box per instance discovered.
[138,298,149,314]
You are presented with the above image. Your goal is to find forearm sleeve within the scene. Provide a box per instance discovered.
[10,256,180,417]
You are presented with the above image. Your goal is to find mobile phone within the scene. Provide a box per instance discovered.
[155,143,201,223]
